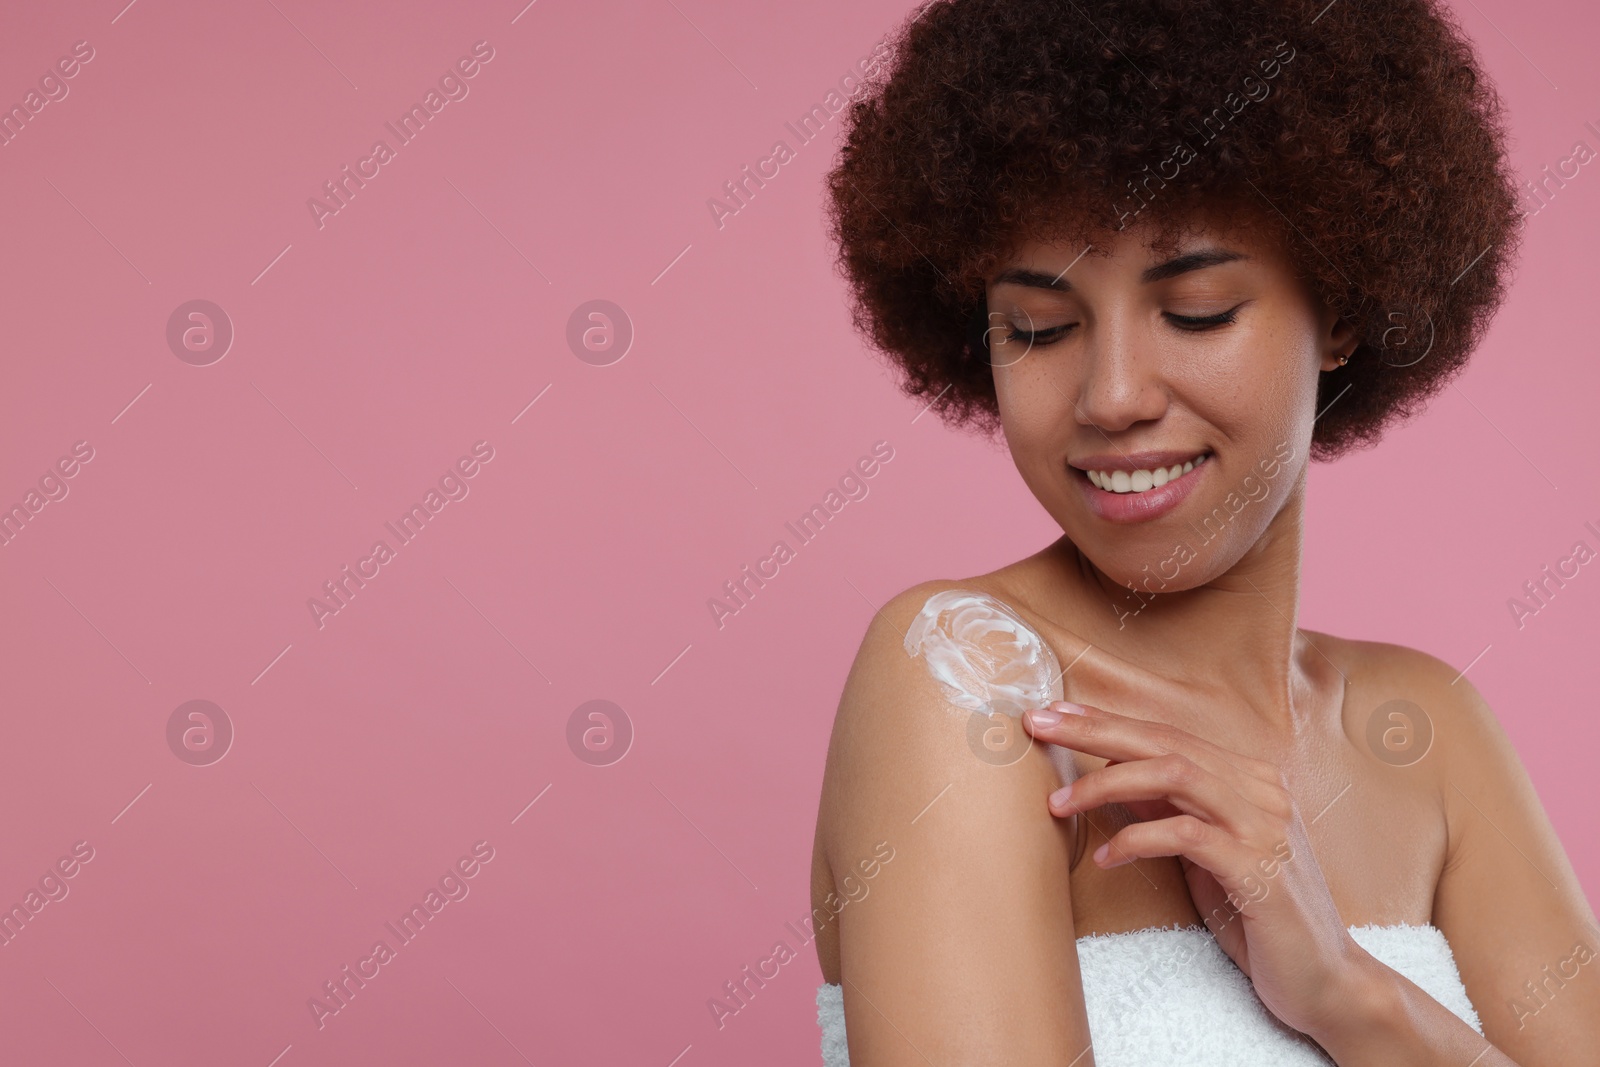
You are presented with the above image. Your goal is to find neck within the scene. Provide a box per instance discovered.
[1064,470,1321,729]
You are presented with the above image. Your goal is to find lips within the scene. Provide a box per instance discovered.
[1069,450,1211,523]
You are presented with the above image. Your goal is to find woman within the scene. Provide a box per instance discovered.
[808,0,1600,1063]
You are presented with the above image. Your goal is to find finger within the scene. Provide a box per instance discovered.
[1026,703,1293,809]
[1093,813,1256,889]
[1025,703,1246,781]
[1049,754,1259,836]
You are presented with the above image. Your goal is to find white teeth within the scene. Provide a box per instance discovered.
[1087,453,1208,494]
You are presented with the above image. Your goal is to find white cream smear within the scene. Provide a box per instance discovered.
[903,588,1079,785]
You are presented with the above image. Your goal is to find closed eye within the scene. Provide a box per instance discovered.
[1001,323,1076,346]
[996,303,1244,348]
[1166,305,1242,331]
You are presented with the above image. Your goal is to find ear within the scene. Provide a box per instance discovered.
[1319,309,1360,372]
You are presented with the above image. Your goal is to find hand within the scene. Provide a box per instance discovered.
[1022,700,1374,1041]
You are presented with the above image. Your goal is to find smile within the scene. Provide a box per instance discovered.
[1087,453,1210,494]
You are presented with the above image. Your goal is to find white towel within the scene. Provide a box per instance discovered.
[816,922,1480,1065]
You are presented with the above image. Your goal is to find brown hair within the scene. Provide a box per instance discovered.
[824,0,1523,459]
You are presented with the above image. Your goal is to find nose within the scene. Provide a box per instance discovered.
[1071,312,1170,434]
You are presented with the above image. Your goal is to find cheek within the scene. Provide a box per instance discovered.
[994,359,1068,447]
[1192,321,1317,443]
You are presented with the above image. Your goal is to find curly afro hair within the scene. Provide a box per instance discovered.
[824,0,1524,460]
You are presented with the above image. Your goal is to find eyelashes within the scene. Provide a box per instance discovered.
[999,305,1243,347]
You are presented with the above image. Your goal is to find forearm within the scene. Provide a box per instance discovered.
[1307,949,1519,1067]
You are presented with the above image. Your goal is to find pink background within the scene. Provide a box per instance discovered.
[0,0,1594,1063]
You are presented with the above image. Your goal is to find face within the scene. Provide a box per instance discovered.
[985,210,1356,593]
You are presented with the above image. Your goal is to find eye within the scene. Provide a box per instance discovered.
[1165,305,1243,331]
[1000,322,1078,347]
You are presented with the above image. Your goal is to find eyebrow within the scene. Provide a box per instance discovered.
[991,248,1249,291]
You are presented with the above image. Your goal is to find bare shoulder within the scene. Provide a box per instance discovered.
[817,576,1063,831]
[1313,637,1600,1060]
[1306,630,1509,768]
[811,575,1090,1059]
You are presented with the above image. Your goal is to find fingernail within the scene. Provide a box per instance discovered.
[1028,707,1062,727]
[1049,784,1073,810]
[1094,843,1110,865]
[1054,701,1088,715]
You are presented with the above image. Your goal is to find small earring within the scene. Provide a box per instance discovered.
[1337,354,1349,366]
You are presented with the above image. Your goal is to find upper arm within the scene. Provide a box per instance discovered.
[1426,663,1600,1063]
[816,582,1094,1065]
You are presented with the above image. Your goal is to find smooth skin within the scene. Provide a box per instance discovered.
[810,206,1600,1064]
